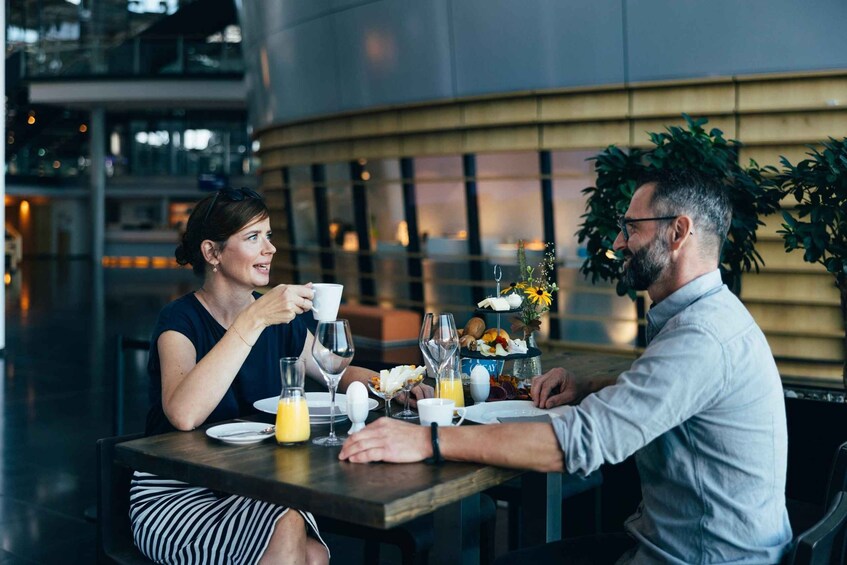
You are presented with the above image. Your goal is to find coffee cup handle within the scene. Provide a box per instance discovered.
[454,407,466,426]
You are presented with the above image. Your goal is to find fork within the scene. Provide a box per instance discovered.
[219,426,275,438]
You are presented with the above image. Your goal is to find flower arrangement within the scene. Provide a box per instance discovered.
[502,241,559,337]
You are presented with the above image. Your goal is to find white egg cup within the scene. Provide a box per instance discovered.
[347,400,369,434]
[470,380,490,404]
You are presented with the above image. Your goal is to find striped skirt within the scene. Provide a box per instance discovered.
[129,471,329,564]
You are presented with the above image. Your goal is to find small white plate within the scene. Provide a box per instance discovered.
[463,400,564,425]
[206,422,274,445]
[253,392,378,423]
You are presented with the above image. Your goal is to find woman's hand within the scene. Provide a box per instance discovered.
[256,284,314,326]
[397,382,435,409]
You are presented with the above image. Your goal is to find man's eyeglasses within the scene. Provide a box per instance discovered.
[617,215,678,241]
[202,187,262,227]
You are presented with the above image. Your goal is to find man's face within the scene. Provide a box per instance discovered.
[615,184,671,291]
[621,231,670,290]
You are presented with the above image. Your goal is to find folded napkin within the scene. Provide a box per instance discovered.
[496,414,552,424]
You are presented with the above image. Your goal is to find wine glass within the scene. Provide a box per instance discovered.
[311,319,355,447]
[418,313,459,398]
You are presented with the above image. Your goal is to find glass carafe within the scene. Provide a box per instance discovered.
[438,354,465,408]
[275,357,310,444]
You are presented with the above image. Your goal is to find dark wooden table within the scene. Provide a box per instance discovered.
[116,350,635,563]
[116,419,521,564]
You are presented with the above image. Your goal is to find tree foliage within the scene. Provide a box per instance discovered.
[777,138,847,289]
[576,114,782,298]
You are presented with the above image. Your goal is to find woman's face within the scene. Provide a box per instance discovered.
[218,215,275,288]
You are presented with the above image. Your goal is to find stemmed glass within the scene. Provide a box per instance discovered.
[366,381,403,418]
[311,319,355,447]
[418,313,459,398]
[394,374,424,420]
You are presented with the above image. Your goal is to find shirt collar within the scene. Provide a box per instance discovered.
[645,270,724,344]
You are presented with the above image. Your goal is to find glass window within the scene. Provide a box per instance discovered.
[361,159,408,305]
[324,162,358,295]
[476,152,543,259]
[288,165,321,282]
[552,149,637,348]
[415,156,470,313]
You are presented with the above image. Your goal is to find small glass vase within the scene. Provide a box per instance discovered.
[512,332,542,381]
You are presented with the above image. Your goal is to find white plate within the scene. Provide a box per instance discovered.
[253,392,378,423]
[206,422,274,445]
[463,400,564,425]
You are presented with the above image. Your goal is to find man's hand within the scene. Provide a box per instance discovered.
[339,417,430,463]
[531,367,586,409]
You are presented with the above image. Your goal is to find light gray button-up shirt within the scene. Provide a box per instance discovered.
[552,270,792,564]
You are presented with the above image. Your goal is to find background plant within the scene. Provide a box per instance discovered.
[776,138,847,387]
[576,114,782,298]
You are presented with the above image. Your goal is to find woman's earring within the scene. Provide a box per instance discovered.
[213,264,218,273]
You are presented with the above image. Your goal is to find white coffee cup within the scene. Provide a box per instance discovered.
[417,398,466,427]
[311,283,343,321]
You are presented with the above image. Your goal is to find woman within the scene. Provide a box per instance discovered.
[130,187,430,564]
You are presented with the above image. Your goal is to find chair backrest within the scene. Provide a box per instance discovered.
[114,335,150,436]
[97,433,153,564]
[825,442,847,508]
[788,490,847,565]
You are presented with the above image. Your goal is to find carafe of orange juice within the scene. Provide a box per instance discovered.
[437,357,465,408]
[276,357,310,444]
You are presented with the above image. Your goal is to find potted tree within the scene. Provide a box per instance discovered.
[777,137,847,389]
[577,114,782,299]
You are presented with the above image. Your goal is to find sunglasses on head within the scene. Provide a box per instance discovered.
[202,187,262,227]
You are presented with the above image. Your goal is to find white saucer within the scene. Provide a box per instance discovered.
[206,422,274,445]
[253,392,378,423]
[463,400,564,425]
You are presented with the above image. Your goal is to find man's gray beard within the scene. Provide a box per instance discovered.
[622,236,670,291]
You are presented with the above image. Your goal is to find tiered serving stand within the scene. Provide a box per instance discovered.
[458,266,541,375]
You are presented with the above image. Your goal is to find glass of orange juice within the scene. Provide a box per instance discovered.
[276,357,310,444]
[437,360,465,408]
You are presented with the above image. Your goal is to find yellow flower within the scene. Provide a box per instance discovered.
[501,281,527,295]
[524,286,552,307]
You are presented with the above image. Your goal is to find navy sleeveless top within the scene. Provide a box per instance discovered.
[145,292,317,436]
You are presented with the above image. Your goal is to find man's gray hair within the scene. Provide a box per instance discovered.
[641,169,732,256]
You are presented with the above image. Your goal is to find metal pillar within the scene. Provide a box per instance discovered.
[462,154,484,305]
[400,157,424,312]
[0,2,6,351]
[539,150,561,340]
[281,167,300,284]
[349,160,375,303]
[90,107,106,264]
[311,164,334,283]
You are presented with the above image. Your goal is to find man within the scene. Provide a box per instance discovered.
[339,170,793,564]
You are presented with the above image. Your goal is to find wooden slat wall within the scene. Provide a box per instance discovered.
[257,70,847,386]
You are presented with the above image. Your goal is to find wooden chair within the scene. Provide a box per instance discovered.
[113,335,150,436]
[96,433,154,564]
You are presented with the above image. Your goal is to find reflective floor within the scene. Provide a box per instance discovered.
[2,259,197,564]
